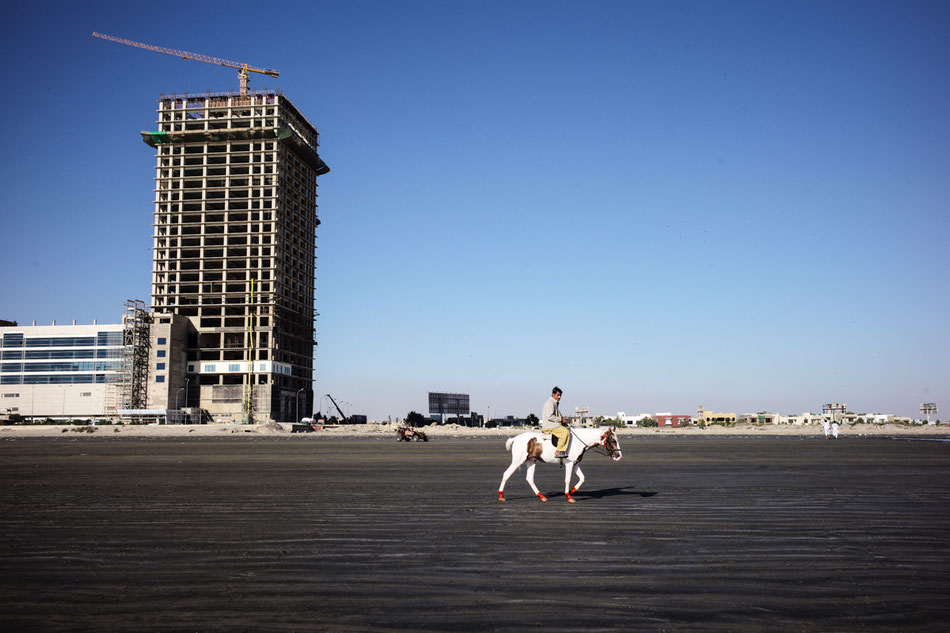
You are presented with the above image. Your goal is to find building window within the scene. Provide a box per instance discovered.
[157,350,167,358]
[2,334,24,347]
[157,363,166,370]
[2,393,19,398]
[205,364,216,372]
[229,364,241,372]
[156,375,165,383]
[97,332,122,346]
[24,337,95,347]
[157,337,167,345]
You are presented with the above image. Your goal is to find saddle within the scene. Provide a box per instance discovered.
[545,430,572,457]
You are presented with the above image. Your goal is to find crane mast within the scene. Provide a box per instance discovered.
[92,32,279,95]
[325,394,349,424]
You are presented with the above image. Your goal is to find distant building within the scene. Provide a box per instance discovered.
[616,412,652,427]
[846,413,912,425]
[744,411,780,424]
[144,90,329,423]
[0,311,202,421]
[148,311,195,411]
[785,412,824,425]
[698,410,737,425]
[4,89,332,425]
[485,416,533,428]
[655,412,692,427]
[0,321,124,419]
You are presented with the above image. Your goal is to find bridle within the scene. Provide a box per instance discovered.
[600,429,621,458]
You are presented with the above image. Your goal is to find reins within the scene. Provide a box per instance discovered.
[569,427,618,459]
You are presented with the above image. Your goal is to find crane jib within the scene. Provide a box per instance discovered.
[92,32,279,93]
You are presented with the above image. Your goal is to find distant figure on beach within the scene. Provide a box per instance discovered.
[823,420,840,439]
[541,386,570,458]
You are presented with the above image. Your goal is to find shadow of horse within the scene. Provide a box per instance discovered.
[549,487,658,499]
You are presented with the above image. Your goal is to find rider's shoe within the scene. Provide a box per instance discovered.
[554,451,567,459]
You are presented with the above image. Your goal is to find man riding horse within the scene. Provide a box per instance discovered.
[541,386,570,458]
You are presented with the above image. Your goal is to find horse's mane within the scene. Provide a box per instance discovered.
[569,427,610,446]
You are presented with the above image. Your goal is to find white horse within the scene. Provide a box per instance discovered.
[498,427,622,503]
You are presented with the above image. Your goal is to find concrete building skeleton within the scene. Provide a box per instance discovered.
[144,90,329,423]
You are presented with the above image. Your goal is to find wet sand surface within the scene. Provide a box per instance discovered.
[0,435,947,632]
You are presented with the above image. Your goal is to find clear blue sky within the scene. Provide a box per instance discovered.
[1,1,947,421]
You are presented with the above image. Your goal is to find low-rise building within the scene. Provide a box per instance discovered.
[744,411,781,424]
[784,412,824,425]
[1,312,197,422]
[847,413,913,424]
[594,411,652,427]
[698,410,737,425]
[1,321,124,420]
[616,412,651,426]
[655,412,692,427]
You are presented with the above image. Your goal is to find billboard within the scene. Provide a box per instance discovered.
[428,392,470,416]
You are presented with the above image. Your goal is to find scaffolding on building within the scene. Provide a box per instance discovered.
[120,300,152,410]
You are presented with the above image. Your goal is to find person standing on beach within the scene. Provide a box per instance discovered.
[541,386,570,458]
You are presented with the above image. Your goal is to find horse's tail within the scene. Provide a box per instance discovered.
[505,437,516,452]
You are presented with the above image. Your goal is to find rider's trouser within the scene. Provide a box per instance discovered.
[542,426,570,452]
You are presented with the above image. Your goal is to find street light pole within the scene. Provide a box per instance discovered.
[176,388,185,410]
[296,387,304,423]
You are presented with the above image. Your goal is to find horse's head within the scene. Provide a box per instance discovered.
[601,427,622,461]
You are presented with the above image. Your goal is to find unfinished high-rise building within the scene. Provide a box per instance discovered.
[143,90,329,423]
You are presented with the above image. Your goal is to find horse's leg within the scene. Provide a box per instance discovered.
[571,465,585,496]
[563,460,576,503]
[498,453,525,501]
[525,458,547,502]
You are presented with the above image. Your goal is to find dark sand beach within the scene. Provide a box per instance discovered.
[1,435,947,632]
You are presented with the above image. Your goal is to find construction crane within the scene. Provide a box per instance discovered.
[92,32,279,96]
[325,394,349,424]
